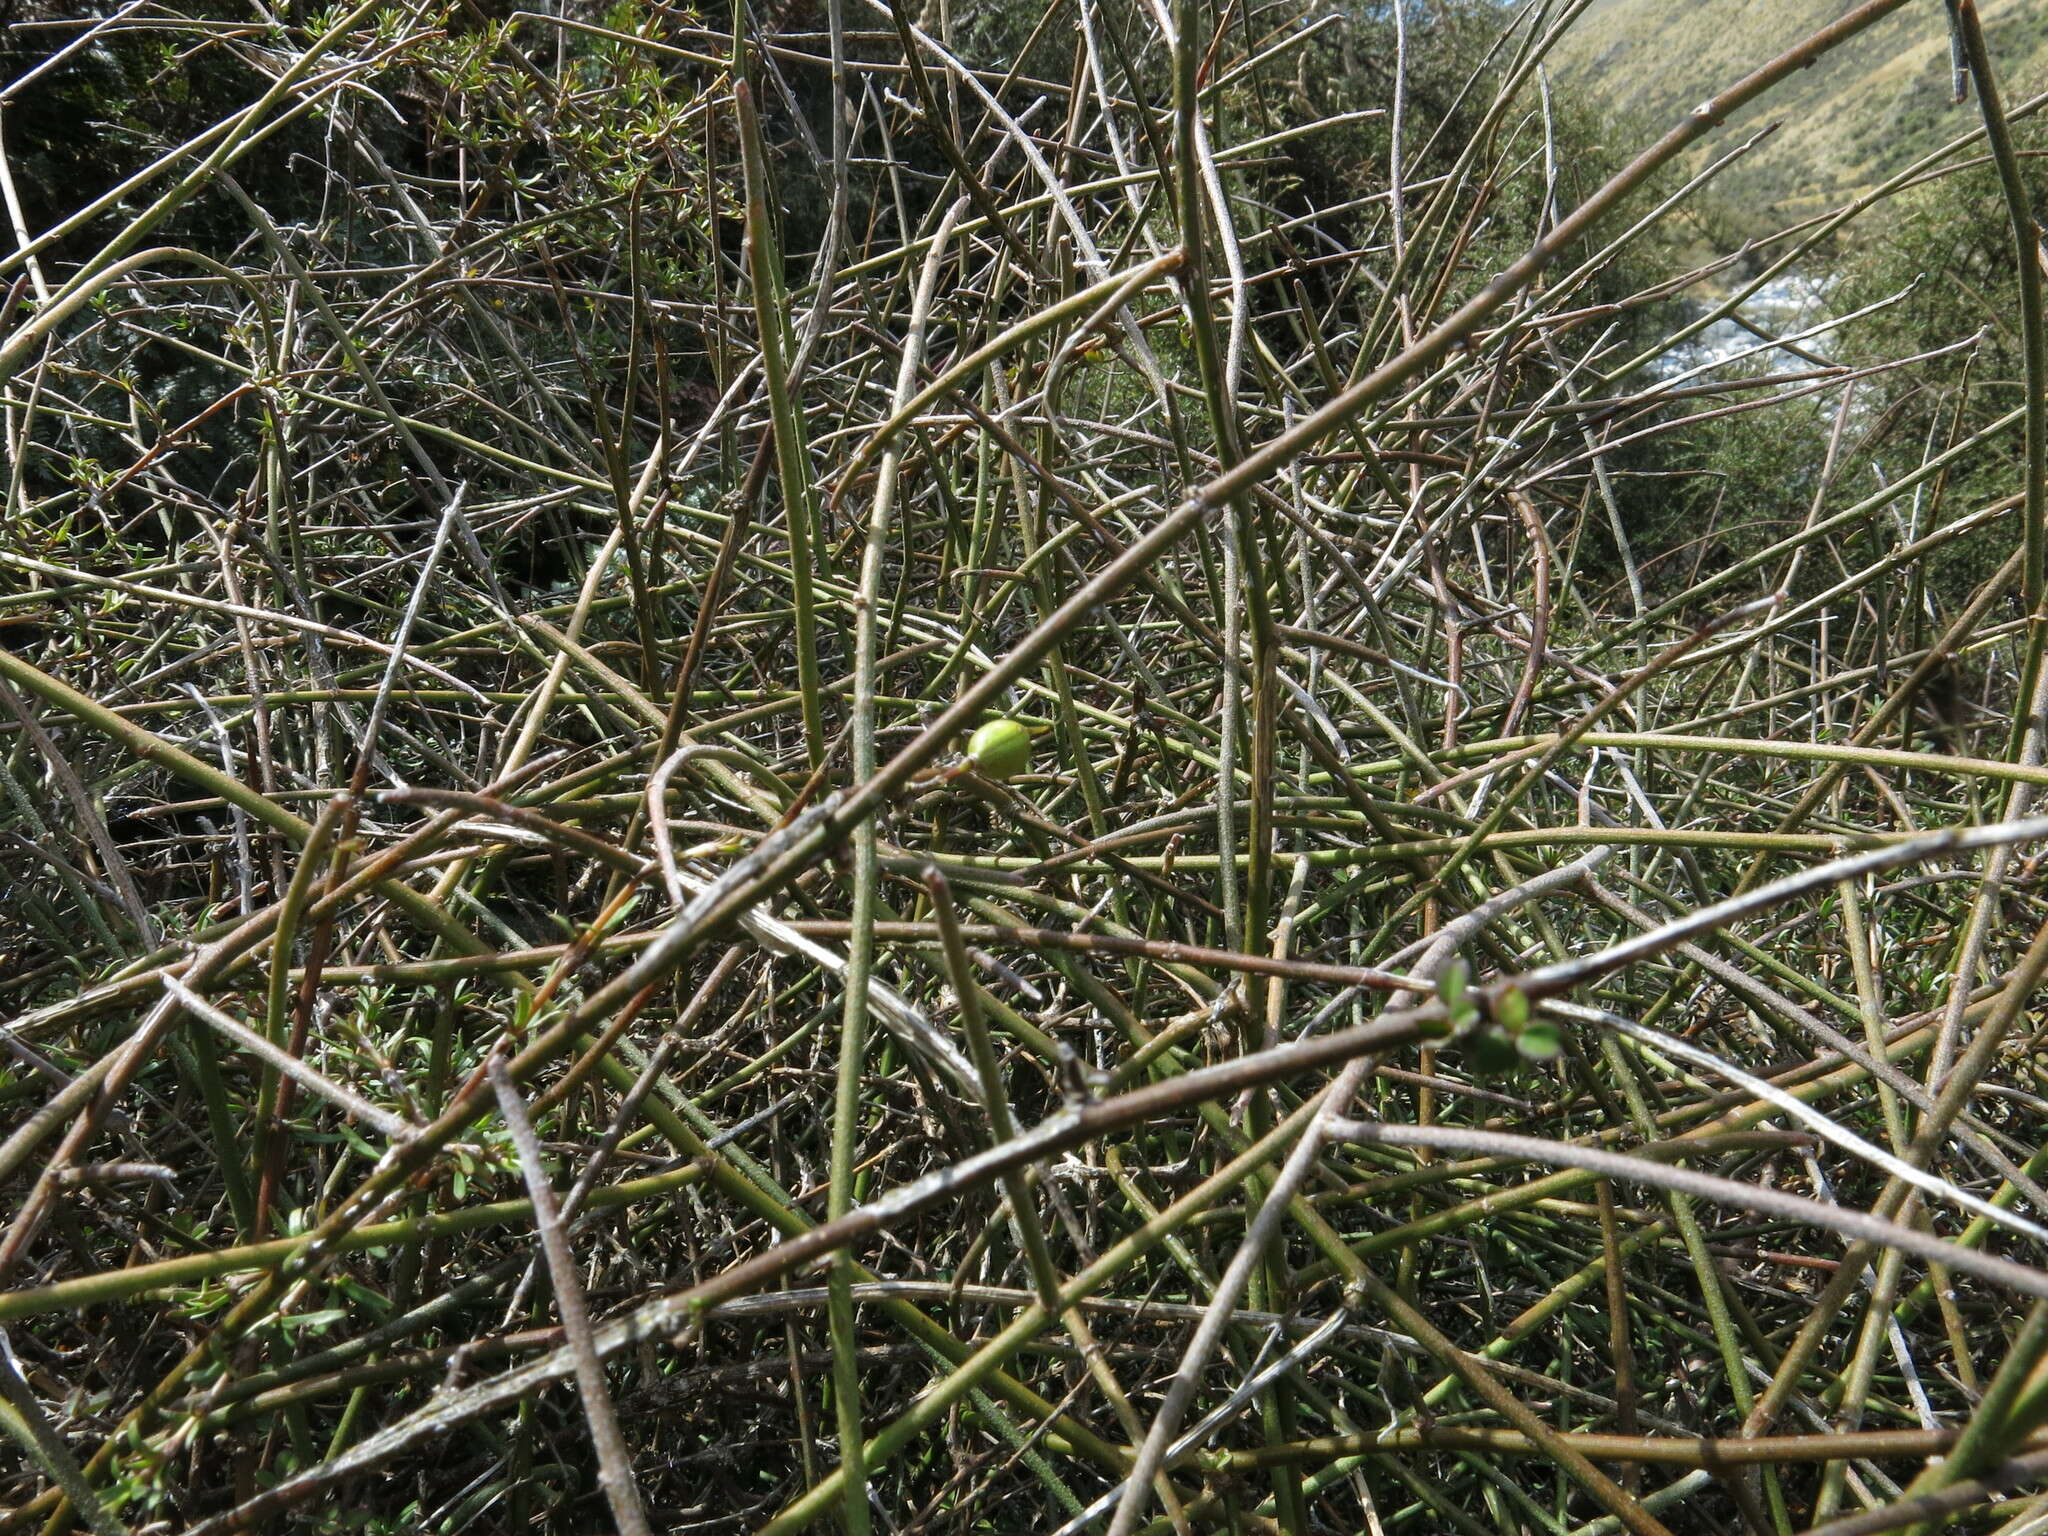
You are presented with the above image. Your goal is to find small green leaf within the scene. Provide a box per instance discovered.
[1437,958,1470,1007]
[1469,1027,1521,1076]
[1493,984,1530,1031]
[277,1308,348,1333]
[1514,1020,1563,1061]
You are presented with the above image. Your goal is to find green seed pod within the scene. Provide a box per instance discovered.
[967,718,1033,781]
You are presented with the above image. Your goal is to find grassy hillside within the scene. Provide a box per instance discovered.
[1557,0,2048,219]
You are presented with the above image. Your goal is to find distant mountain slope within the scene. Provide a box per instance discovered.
[1553,0,2048,219]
